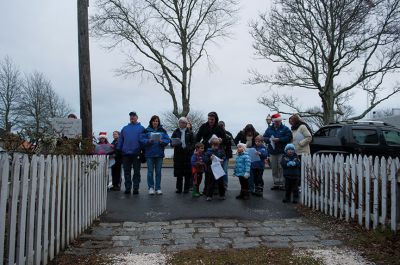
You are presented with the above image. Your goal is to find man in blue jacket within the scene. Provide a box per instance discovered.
[263,113,292,190]
[118,111,145,194]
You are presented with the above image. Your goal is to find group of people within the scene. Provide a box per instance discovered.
[96,110,313,203]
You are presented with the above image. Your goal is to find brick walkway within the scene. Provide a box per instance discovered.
[64,218,342,255]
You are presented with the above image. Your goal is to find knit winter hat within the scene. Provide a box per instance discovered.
[237,143,247,151]
[271,113,283,122]
[284,143,295,153]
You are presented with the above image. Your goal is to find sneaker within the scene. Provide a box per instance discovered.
[236,194,244,200]
[219,196,226,200]
[192,191,201,198]
[156,189,163,195]
[176,189,182,194]
[206,196,212,201]
[270,186,279,191]
[124,189,131,194]
[132,188,139,195]
[282,199,290,203]
[148,188,155,195]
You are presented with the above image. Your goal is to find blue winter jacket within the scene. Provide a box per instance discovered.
[251,145,269,169]
[263,124,292,155]
[280,153,301,179]
[234,152,251,178]
[140,126,170,158]
[117,122,145,155]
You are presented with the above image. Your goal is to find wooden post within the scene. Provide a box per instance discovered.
[77,0,93,139]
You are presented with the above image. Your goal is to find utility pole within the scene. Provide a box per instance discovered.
[77,0,93,139]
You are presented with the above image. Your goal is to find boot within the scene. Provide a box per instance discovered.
[236,191,244,199]
[243,190,250,200]
[192,187,201,198]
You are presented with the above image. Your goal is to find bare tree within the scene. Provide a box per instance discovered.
[91,0,238,118]
[0,56,22,132]
[250,0,400,125]
[162,109,206,133]
[18,71,72,140]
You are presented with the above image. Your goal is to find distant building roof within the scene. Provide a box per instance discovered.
[381,115,400,129]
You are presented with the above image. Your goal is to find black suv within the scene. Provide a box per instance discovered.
[310,121,400,158]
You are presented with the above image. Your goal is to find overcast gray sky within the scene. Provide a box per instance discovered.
[1,0,398,138]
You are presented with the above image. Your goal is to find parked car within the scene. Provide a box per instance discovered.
[310,120,400,158]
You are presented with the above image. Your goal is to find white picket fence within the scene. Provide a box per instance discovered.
[0,153,108,265]
[301,154,400,232]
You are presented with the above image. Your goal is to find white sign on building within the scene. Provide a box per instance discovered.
[50,118,82,138]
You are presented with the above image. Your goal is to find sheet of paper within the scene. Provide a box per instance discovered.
[247,148,261,162]
[150,132,161,141]
[171,138,182,146]
[211,155,225,179]
[270,135,276,150]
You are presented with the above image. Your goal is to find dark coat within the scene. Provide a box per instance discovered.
[234,130,259,147]
[171,128,195,177]
[280,153,301,179]
[195,122,227,150]
[263,124,292,155]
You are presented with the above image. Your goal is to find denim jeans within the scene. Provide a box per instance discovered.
[147,157,163,190]
[223,158,229,187]
[123,155,141,191]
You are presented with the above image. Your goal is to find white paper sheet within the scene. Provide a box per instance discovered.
[270,135,276,150]
[211,155,225,179]
[247,148,261,162]
[150,132,161,141]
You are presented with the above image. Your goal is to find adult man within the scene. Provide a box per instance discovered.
[218,120,234,188]
[263,113,292,190]
[118,111,145,194]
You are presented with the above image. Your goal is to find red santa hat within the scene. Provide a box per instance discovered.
[98,132,107,139]
[271,113,283,122]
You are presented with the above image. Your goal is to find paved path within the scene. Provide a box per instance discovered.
[102,168,300,222]
[63,168,343,257]
[66,218,342,256]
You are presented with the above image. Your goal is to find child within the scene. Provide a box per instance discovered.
[280,144,301,203]
[251,135,269,197]
[191,143,206,197]
[203,136,226,201]
[234,143,251,200]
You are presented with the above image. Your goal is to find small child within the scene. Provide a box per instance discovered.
[280,144,301,203]
[251,135,269,197]
[234,143,251,200]
[191,143,206,198]
[203,136,226,201]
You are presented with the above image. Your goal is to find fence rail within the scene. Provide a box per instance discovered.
[0,154,108,265]
[301,154,400,232]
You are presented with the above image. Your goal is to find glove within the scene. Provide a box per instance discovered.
[244,173,250,179]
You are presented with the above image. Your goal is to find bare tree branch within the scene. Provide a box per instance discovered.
[250,0,400,125]
[91,0,238,118]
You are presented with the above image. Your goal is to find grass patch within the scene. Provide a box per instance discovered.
[297,205,400,265]
[169,247,323,265]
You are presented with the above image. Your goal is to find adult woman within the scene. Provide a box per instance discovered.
[140,115,170,195]
[234,124,259,147]
[171,117,195,193]
[289,114,312,158]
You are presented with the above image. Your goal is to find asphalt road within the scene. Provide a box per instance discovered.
[101,168,301,222]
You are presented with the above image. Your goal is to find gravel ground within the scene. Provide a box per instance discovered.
[300,247,374,265]
[108,253,169,265]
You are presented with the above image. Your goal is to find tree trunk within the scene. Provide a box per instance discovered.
[77,0,93,139]
[321,91,335,125]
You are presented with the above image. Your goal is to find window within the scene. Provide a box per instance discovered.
[352,129,378,144]
[382,130,400,145]
[314,126,342,137]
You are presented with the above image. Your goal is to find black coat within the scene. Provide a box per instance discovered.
[234,131,259,147]
[171,128,195,177]
[195,122,227,150]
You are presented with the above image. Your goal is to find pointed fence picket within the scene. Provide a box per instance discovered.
[301,154,399,233]
[0,154,108,265]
